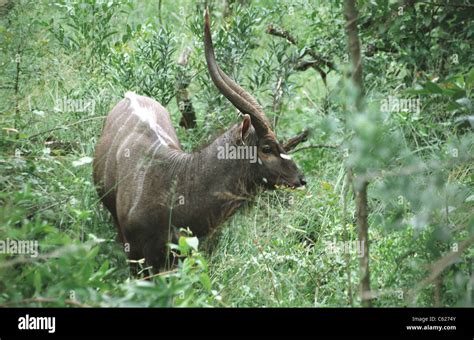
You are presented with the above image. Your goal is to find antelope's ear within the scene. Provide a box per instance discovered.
[240,114,251,140]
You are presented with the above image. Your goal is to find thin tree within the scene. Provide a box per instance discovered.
[344,0,372,307]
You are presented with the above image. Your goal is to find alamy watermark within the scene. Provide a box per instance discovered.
[54,97,95,114]
[217,143,258,163]
[325,240,365,258]
[18,314,55,333]
[381,96,421,115]
[0,238,39,257]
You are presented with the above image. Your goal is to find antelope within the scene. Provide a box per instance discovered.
[93,9,306,273]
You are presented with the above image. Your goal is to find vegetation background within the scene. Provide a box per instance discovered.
[0,0,473,307]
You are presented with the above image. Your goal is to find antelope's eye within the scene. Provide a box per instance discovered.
[262,145,272,154]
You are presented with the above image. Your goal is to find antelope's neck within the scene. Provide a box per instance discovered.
[167,131,259,235]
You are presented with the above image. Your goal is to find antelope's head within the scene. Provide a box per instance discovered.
[204,9,306,189]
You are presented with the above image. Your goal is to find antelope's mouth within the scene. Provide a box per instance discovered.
[264,176,306,190]
[275,183,306,190]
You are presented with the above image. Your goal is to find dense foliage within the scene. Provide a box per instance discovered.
[0,0,472,307]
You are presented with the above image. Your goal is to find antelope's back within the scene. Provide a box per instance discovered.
[93,92,180,218]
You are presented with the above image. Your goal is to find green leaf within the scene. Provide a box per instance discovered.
[185,237,199,251]
[199,273,212,292]
[466,68,474,89]
[423,81,444,94]
[98,260,109,273]
[178,236,188,250]
[33,271,42,293]
[86,246,100,260]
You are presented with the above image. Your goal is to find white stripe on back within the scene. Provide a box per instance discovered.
[128,139,163,218]
[125,92,174,146]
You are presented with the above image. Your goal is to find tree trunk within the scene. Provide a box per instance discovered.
[176,48,197,129]
[344,0,372,307]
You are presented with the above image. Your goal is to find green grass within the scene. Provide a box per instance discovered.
[0,0,472,307]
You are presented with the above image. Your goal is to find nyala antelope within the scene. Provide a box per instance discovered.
[93,9,306,272]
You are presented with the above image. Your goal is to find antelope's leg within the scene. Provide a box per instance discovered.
[121,225,145,276]
[143,235,169,273]
[113,217,143,276]
[122,220,172,274]
[112,217,126,244]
